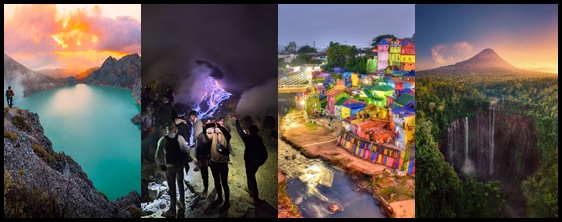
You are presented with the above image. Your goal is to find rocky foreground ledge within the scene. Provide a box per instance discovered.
[4,107,140,218]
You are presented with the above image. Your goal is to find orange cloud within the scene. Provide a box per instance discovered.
[4,4,140,72]
[431,41,474,65]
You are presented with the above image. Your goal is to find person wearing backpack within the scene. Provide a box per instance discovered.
[232,115,268,204]
[195,122,214,198]
[209,120,232,212]
[174,112,192,175]
[6,86,14,108]
[155,121,190,218]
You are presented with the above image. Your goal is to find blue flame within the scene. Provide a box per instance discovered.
[192,76,231,120]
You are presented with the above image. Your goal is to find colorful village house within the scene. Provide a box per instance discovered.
[334,97,349,120]
[400,40,415,71]
[366,55,378,73]
[384,65,400,76]
[357,88,377,105]
[351,73,360,88]
[403,77,415,90]
[389,38,401,67]
[385,95,395,107]
[389,93,415,149]
[360,75,374,87]
[341,99,367,120]
[368,80,394,108]
[326,86,351,116]
[377,38,390,71]
[389,77,404,97]
[404,70,415,82]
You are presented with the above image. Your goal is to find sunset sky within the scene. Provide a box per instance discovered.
[4,4,141,73]
[416,4,558,73]
[279,4,415,51]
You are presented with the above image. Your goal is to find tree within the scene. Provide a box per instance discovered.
[297,45,317,54]
[284,41,297,54]
[371,34,397,48]
[325,44,357,72]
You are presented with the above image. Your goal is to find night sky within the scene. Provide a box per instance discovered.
[141,4,278,118]
[416,4,558,72]
[278,4,415,51]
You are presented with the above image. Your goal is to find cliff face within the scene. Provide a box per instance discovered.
[3,107,140,218]
[83,54,141,105]
[4,53,67,97]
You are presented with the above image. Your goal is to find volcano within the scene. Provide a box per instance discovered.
[420,48,556,76]
[430,48,524,73]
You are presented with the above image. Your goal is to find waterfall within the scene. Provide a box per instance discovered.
[465,116,468,163]
[448,125,453,169]
[490,106,495,175]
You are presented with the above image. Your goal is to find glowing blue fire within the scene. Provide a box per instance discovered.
[192,76,232,120]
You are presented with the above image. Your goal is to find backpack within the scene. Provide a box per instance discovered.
[165,134,183,164]
[6,90,13,98]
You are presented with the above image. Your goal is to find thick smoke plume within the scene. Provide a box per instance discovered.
[141,4,278,119]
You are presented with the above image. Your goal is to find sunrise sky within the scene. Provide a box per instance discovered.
[416,4,558,73]
[4,4,141,73]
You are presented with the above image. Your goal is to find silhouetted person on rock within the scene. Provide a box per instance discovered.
[155,121,190,218]
[232,115,268,203]
[209,121,232,212]
[6,86,14,108]
[156,95,175,129]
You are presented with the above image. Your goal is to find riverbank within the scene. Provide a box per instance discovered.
[277,169,303,218]
[279,111,415,218]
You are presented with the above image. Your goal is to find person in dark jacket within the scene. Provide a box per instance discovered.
[6,86,14,108]
[156,95,176,129]
[195,122,214,198]
[232,115,268,203]
[155,121,190,218]
[175,112,192,174]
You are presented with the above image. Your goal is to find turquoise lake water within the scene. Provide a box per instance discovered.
[8,84,140,201]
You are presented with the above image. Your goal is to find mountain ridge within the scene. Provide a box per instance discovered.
[83,53,141,104]
[421,48,557,76]
[4,53,68,97]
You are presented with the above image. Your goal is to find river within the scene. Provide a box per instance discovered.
[278,93,385,218]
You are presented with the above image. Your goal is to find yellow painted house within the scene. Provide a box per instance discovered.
[389,39,401,67]
[341,106,351,119]
[400,54,415,71]
[351,73,359,88]
[358,104,388,120]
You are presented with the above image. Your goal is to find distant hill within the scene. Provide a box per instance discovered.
[76,67,99,81]
[421,48,557,76]
[83,54,141,104]
[36,68,77,79]
[4,53,67,97]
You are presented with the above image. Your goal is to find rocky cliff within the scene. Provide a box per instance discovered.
[4,53,67,97]
[3,107,141,218]
[83,54,141,105]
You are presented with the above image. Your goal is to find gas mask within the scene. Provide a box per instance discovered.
[206,128,214,134]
